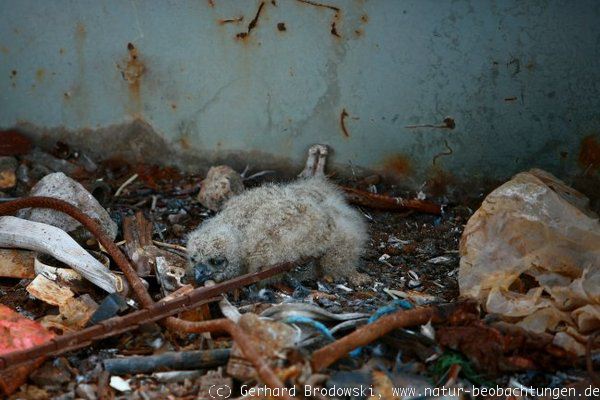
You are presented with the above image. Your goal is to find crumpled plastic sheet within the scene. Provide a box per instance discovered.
[459,169,600,355]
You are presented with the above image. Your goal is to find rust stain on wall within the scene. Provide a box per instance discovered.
[118,42,146,111]
[296,0,342,38]
[382,154,413,178]
[406,116,456,130]
[236,1,265,40]
[9,69,17,88]
[340,108,350,138]
[35,68,45,83]
[427,167,455,196]
[579,135,600,174]
[432,139,453,165]
[219,16,243,25]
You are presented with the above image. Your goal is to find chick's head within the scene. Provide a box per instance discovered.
[186,222,242,284]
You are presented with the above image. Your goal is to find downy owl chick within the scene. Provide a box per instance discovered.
[186,176,368,284]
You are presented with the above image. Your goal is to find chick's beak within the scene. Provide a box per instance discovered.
[192,263,214,284]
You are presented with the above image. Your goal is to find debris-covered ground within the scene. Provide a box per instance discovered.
[0,136,598,400]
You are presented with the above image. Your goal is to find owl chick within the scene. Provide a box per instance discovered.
[186,176,368,285]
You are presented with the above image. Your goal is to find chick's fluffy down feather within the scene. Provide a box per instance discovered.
[186,177,368,283]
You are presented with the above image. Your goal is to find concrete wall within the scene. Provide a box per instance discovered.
[1,0,599,191]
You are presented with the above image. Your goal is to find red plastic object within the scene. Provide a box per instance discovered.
[0,305,55,395]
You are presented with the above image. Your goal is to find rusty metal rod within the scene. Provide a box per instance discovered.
[342,186,442,215]
[311,301,477,371]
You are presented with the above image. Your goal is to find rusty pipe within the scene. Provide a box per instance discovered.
[342,186,442,215]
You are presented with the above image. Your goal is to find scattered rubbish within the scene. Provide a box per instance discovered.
[20,172,118,240]
[427,255,454,265]
[384,288,439,306]
[0,156,17,189]
[226,313,298,381]
[109,375,132,392]
[0,216,125,293]
[156,256,186,295]
[459,169,600,355]
[261,302,369,322]
[24,148,78,176]
[152,370,203,383]
[26,274,75,306]
[342,186,442,214]
[34,252,88,289]
[27,275,98,332]
[123,210,188,293]
[0,143,593,398]
[88,293,129,325]
[0,249,35,279]
[197,165,245,211]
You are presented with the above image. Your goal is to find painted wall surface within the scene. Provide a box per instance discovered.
[1,0,599,188]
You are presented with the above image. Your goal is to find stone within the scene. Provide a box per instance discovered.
[197,165,244,211]
[0,156,17,189]
[20,172,118,240]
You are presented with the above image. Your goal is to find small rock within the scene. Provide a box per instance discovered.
[109,376,131,392]
[197,165,244,211]
[20,172,118,240]
[0,156,17,189]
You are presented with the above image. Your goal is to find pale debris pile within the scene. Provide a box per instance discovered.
[459,168,600,355]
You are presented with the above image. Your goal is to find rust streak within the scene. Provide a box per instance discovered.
[432,139,453,166]
[237,2,265,39]
[406,116,455,130]
[330,21,340,37]
[219,16,243,25]
[296,0,341,37]
[383,154,412,177]
[340,108,350,138]
[296,0,339,13]
[118,43,146,112]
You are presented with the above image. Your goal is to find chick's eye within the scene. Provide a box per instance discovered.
[210,257,227,267]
